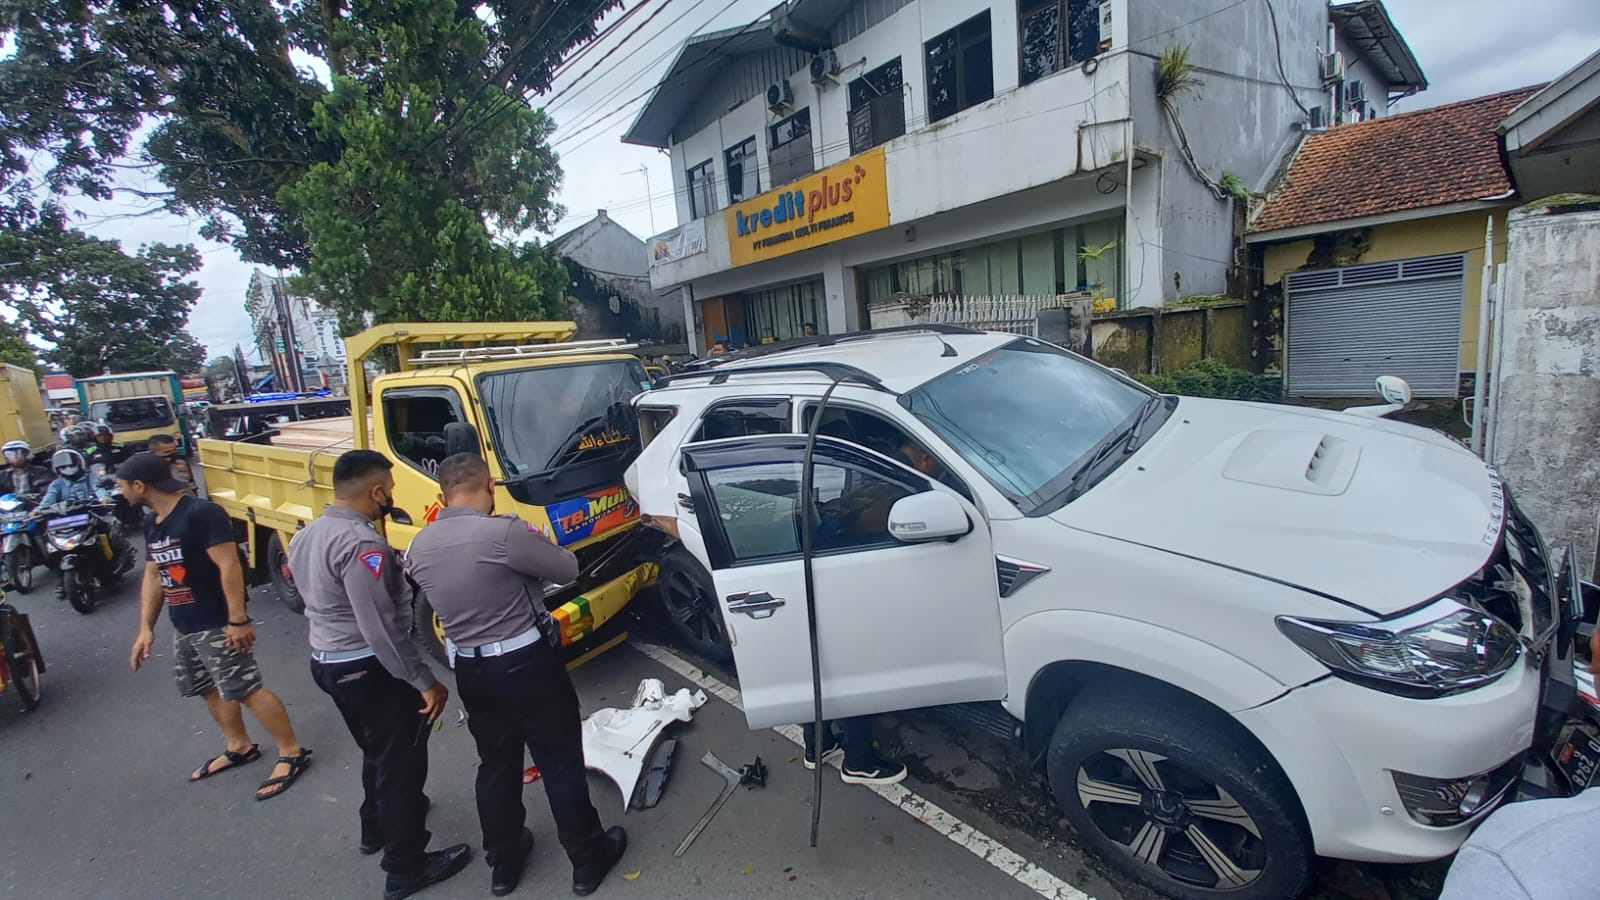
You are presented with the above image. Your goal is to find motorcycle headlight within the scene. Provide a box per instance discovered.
[1277,602,1520,698]
[49,535,80,551]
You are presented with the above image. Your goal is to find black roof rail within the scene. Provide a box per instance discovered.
[655,361,890,391]
[683,324,983,372]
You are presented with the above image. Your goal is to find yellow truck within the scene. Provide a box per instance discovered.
[0,365,53,451]
[198,322,666,664]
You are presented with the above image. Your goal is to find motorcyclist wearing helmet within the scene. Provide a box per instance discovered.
[41,449,100,509]
[0,441,51,497]
[86,424,125,470]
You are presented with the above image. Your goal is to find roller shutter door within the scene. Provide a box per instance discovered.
[1285,254,1465,398]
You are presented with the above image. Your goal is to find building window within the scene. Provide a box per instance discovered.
[687,158,716,219]
[725,136,759,204]
[926,12,993,123]
[768,108,814,187]
[1019,0,1101,85]
[848,58,905,154]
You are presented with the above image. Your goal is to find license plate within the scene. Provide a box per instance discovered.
[47,513,89,529]
[1552,728,1600,790]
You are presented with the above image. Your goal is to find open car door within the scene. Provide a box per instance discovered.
[682,434,1006,730]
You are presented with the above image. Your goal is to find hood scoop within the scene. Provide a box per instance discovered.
[1221,430,1361,496]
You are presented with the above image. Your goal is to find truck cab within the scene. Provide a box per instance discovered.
[75,371,186,454]
[199,323,661,664]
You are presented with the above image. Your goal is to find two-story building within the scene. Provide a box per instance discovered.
[626,0,1424,351]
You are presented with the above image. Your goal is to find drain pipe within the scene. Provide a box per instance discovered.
[1469,215,1494,456]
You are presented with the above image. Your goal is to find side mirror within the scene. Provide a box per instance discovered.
[887,491,970,542]
[1376,375,1412,406]
[388,507,414,526]
[443,422,481,458]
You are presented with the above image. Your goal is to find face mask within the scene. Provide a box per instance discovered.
[60,466,81,477]
[375,489,396,521]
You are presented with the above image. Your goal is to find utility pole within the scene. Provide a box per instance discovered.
[624,165,656,235]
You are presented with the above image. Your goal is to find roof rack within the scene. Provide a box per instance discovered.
[656,362,889,391]
[683,324,982,372]
[408,338,637,366]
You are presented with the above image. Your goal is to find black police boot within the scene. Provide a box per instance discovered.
[490,827,535,896]
[571,826,627,897]
[382,844,471,900]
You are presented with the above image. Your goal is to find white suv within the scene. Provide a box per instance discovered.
[623,327,1578,900]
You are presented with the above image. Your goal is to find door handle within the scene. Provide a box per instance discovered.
[726,591,785,619]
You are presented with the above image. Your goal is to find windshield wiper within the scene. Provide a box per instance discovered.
[1056,395,1167,505]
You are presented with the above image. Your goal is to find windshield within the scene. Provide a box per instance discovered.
[902,340,1151,510]
[90,397,175,432]
[477,360,650,479]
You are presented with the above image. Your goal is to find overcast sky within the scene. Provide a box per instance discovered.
[61,0,1600,363]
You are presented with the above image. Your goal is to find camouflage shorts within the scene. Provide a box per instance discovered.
[174,628,263,702]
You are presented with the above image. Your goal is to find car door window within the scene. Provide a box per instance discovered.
[694,398,791,441]
[800,404,973,501]
[381,388,466,478]
[700,451,928,566]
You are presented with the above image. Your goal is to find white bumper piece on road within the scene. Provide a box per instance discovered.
[583,677,707,806]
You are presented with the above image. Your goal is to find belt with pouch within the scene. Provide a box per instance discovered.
[449,624,544,659]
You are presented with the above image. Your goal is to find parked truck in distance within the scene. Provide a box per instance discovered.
[197,322,662,666]
[0,365,54,452]
[75,371,186,453]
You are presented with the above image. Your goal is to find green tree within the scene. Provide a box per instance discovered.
[0,216,203,378]
[161,331,210,374]
[2,0,616,314]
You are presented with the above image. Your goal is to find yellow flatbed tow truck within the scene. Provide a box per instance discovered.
[197,321,664,665]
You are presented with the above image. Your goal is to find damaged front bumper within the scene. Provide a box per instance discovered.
[1515,560,1597,801]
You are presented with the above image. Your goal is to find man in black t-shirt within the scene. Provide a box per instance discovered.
[118,453,313,801]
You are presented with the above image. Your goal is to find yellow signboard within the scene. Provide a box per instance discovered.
[726,146,889,268]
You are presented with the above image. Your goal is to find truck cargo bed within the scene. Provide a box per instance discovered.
[266,416,372,452]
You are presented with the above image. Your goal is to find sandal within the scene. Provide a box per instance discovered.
[255,748,313,802]
[190,744,261,782]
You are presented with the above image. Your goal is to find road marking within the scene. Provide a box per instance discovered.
[633,643,1097,900]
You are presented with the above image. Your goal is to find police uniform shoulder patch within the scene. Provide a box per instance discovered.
[359,550,385,579]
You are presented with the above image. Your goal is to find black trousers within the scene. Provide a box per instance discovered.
[803,718,877,769]
[453,641,608,870]
[310,656,431,875]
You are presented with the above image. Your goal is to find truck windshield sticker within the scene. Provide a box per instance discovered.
[545,486,638,545]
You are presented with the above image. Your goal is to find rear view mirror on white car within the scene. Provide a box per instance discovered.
[887,491,970,542]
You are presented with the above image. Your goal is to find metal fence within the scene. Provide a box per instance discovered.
[868,293,1086,337]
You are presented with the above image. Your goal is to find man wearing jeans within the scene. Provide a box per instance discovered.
[406,453,627,898]
[289,449,470,900]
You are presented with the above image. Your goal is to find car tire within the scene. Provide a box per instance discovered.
[266,533,304,614]
[657,547,733,664]
[412,588,449,667]
[1046,688,1313,900]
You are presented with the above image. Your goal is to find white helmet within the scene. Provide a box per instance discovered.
[2,440,30,465]
[51,448,86,477]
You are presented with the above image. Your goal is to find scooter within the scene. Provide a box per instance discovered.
[0,492,47,594]
[41,488,135,615]
[0,596,44,712]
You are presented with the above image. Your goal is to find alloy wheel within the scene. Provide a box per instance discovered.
[1076,748,1265,891]
[661,567,725,648]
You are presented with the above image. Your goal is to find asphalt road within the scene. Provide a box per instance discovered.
[0,565,1133,900]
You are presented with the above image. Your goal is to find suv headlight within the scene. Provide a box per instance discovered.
[1278,602,1520,698]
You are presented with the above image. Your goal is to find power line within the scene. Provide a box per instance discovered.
[544,0,698,109]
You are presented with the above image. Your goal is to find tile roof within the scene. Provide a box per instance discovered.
[1249,87,1542,235]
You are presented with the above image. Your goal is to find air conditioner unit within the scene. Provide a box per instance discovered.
[1308,105,1326,129]
[1345,79,1366,106]
[809,49,839,84]
[767,79,794,111]
[1319,51,1344,83]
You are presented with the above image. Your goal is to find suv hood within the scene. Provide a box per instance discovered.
[1051,397,1500,616]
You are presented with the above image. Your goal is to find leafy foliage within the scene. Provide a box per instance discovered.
[161,332,210,374]
[0,213,203,377]
[0,317,39,371]
[1139,359,1280,402]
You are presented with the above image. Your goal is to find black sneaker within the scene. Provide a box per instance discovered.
[491,827,535,897]
[382,844,472,900]
[840,758,908,786]
[571,826,627,897]
[803,738,843,771]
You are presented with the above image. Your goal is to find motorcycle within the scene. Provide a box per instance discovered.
[0,597,44,711]
[0,492,46,594]
[41,487,135,615]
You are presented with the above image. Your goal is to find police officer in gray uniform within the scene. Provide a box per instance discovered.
[405,453,627,898]
[289,449,471,900]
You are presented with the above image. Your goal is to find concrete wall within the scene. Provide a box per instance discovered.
[557,215,687,341]
[1490,202,1600,577]
[557,215,651,277]
[1261,208,1511,370]
[1128,0,1326,302]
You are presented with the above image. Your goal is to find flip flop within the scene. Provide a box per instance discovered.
[255,749,313,801]
[191,744,261,782]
